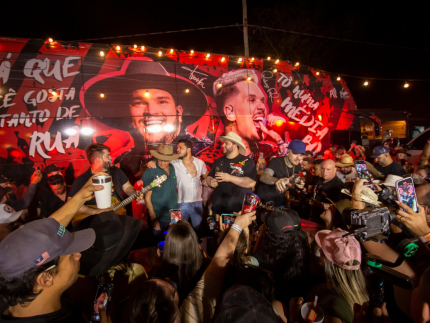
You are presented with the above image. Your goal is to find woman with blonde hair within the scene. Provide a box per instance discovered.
[306,228,368,323]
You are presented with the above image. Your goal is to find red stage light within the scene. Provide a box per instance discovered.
[275,120,284,127]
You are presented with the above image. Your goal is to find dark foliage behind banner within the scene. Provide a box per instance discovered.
[0,37,356,182]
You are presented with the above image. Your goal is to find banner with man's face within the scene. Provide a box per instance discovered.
[0,37,356,181]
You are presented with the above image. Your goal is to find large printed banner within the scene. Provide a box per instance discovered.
[0,37,356,183]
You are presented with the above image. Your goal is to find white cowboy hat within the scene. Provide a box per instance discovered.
[150,144,180,161]
[382,174,403,188]
[341,187,382,206]
[218,132,247,155]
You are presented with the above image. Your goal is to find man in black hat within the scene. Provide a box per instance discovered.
[371,146,406,178]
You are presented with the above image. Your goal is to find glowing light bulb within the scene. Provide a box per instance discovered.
[141,46,145,50]
[337,77,341,81]
[134,45,137,48]
[318,115,322,121]
[51,91,57,96]
[190,50,194,54]
[404,83,409,88]
[275,59,279,64]
[247,76,251,81]
[221,57,225,62]
[185,89,190,93]
[316,72,320,76]
[206,53,210,58]
[145,91,149,97]
[65,128,77,136]
[251,57,254,61]
[100,93,105,98]
[100,51,105,57]
[275,120,284,127]
[267,57,271,60]
[81,127,94,135]
[170,49,174,53]
[163,125,175,132]
[217,83,222,88]
[148,125,161,133]
[158,51,162,56]
[364,81,369,86]
[295,62,300,66]
[273,69,278,73]
[239,58,243,62]
[116,46,120,50]
[48,38,53,43]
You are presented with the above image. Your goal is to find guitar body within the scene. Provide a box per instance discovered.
[71,196,126,226]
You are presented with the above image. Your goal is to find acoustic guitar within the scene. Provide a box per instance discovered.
[72,175,168,226]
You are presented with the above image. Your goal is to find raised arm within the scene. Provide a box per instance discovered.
[418,139,430,168]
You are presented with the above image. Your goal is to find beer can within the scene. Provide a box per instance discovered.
[241,193,260,214]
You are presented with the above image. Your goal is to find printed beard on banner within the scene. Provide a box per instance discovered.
[0,37,356,183]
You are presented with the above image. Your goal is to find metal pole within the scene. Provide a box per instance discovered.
[242,0,249,57]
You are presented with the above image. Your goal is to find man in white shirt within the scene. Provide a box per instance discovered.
[147,139,207,229]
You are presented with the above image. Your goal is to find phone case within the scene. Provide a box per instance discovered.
[354,161,372,183]
[395,178,418,212]
[170,209,182,224]
[90,284,113,323]
[221,214,236,225]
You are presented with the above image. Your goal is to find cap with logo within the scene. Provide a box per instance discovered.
[288,139,307,155]
[0,218,95,280]
[0,204,24,224]
[370,146,390,158]
[266,209,301,236]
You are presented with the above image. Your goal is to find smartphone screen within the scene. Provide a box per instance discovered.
[221,213,236,225]
[354,161,372,183]
[395,177,418,212]
[170,209,182,224]
[266,201,274,210]
[90,284,113,322]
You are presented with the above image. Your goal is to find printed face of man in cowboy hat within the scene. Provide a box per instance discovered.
[83,60,207,145]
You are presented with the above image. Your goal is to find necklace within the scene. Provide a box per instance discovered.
[284,157,295,178]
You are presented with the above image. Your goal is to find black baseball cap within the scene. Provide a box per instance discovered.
[266,209,301,236]
[0,218,95,280]
[44,164,64,175]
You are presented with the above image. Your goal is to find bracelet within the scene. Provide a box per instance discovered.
[277,139,285,145]
[231,224,243,234]
[259,167,266,170]
[419,232,430,244]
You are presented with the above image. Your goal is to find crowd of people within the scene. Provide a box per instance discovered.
[1,133,430,323]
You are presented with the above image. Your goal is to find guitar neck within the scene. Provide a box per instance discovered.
[113,182,155,212]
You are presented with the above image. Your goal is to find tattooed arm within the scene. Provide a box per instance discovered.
[260,168,277,185]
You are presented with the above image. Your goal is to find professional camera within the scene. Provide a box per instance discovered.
[375,185,399,210]
[341,207,395,242]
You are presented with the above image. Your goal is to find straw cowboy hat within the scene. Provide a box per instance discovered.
[150,144,180,161]
[335,154,355,167]
[340,187,382,206]
[218,132,247,155]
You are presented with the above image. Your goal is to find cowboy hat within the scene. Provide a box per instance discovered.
[383,174,403,188]
[217,132,247,155]
[335,154,355,167]
[71,211,142,276]
[395,148,411,157]
[82,60,208,129]
[341,187,382,206]
[150,144,180,161]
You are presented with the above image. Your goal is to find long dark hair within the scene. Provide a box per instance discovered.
[128,278,179,323]
[217,228,248,268]
[158,221,204,299]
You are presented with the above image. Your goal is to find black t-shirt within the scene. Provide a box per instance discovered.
[208,154,257,215]
[256,157,301,207]
[0,297,87,323]
[311,176,346,223]
[374,161,406,178]
[38,186,70,218]
[69,167,128,205]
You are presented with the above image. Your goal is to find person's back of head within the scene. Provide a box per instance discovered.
[218,228,248,268]
[128,277,180,323]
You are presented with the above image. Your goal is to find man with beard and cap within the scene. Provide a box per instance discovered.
[257,140,306,208]
[206,132,257,215]
[146,139,207,229]
[0,171,41,211]
[213,69,288,156]
[83,60,210,180]
[371,146,406,178]
[335,154,357,183]
[68,143,142,224]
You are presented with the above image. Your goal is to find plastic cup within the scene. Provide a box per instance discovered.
[241,193,260,214]
[92,175,112,209]
[158,241,165,253]
[300,302,324,322]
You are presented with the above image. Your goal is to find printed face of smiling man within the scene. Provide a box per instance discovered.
[223,81,267,143]
[129,89,183,144]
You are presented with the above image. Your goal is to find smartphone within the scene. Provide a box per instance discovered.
[170,209,182,224]
[266,201,274,210]
[354,161,372,183]
[395,177,418,213]
[221,213,237,225]
[259,152,264,159]
[90,283,114,322]
[36,166,40,174]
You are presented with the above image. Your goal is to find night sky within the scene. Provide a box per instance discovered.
[2,0,430,119]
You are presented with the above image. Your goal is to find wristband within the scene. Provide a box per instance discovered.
[231,224,243,234]
[419,232,430,244]
[259,166,266,170]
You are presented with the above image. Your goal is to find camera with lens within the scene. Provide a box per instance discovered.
[375,185,399,210]
[341,207,396,242]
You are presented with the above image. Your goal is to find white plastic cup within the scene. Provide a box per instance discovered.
[92,175,112,209]
[300,302,324,322]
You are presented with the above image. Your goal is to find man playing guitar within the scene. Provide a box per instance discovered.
[68,144,143,223]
